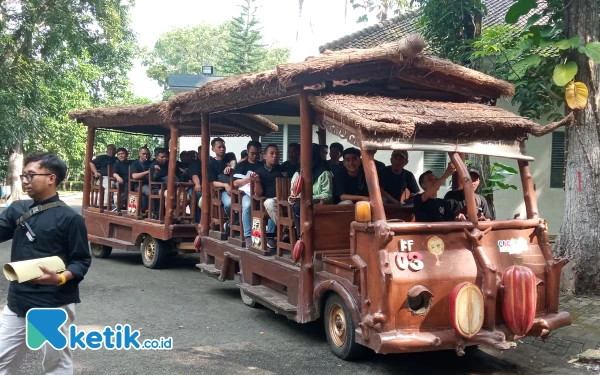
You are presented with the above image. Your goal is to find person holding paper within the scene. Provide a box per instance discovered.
[233,141,263,249]
[0,152,91,374]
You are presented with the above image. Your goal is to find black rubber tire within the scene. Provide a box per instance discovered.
[239,273,259,308]
[324,294,366,361]
[141,236,169,269]
[90,243,112,259]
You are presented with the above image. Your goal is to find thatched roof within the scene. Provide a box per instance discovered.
[164,34,515,116]
[309,93,570,142]
[69,102,277,137]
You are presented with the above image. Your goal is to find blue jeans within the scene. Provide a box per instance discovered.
[221,190,231,219]
[188,188,202,223]
[242,194,252,237]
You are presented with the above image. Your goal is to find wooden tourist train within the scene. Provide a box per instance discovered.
[71,34,573,359]
[69,104,278,268]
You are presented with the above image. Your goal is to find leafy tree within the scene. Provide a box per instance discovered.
[472,0,600,293]
[0,0,137,199]
[350,0,412,23]
[142,23,231,90]
[221,0,268,75]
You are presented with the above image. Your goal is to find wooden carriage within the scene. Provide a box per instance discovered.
[69,103,277,269]
[168,34,573,359]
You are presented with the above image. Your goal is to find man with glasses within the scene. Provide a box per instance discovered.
[233,141,263,247]
[130,146,152,214]
[89,144,117,209]
[0,152,92,374]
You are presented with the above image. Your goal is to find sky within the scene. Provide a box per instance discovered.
[127,0,380,100]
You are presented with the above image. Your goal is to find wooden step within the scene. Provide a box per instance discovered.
[224,251,240,262]
[176,242,196,251]
[196,263,221,276]
[237,284,297,313]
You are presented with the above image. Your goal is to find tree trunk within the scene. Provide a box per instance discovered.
[468,154,494,218]
[7,142,23,202]
[554,0,600,294]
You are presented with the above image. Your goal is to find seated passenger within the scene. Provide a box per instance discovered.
[112,147,131,210]
[148,148,183,219]
[444,168,492,221]
[130,146,152,213]
[379,150,420,204]
[233,141,264,246]
[90,144,117,209]
[187,155,202,223]
[327,142,344,176]
[290,144,333,238]
[334,147,369,204]
[208,137,232,227]
[414,163,464,222]
[281,142,300,178]
[253,144,283,250]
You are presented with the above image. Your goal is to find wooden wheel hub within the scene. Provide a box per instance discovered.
[329,305,347,347]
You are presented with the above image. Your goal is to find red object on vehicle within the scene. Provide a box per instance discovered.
[502,265,538,338]
[291,174,303,197]
[292,240,304,263]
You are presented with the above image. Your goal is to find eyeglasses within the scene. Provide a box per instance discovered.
[20,173,53,182]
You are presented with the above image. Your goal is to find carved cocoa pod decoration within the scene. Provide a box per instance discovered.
[292,240,304,263]
[501,265,537,338]
[291,174,304,197]
[449,282,484,339]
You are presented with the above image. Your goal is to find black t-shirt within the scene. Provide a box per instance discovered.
[187,160,202,183]
[255,164,283,198]
[92,154,117,176]
[334,168,369,203]
[413,193,461,222]
[234,160,263,176]
[379,166,420,201]
[444,190,492,219]
[208,158,229,183]
[281,161,299,178]
[328,161,344,177]
[113,160,132,184]
[130,159,152,185]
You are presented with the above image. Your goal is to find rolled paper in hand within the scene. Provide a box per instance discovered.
[3,256,66,283]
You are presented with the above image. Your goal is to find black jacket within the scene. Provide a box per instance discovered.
[0,195,91,317]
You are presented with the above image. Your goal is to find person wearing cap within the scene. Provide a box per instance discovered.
[379,150,420,204]
[414,163,465,222]
[444,168,492,220]
[334,147,370,204]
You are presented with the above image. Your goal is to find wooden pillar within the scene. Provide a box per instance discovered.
[518,160,539,219]
[82,126,96,210]
[361,149,386,222]
[164,124,178,228]
[450,152,478,225]
[200,114,211,236]
[298,91,315,322]
[451,153,466,190]
[317,127,326,146]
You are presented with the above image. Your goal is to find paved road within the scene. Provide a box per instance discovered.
[0,204,590,374]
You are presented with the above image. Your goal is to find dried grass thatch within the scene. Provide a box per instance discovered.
[69,102,278,136]
[407,55,515,97]
[165,33,516,115]
[277,34,425,86]
[309,93,571,141]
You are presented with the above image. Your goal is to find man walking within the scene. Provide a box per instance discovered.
[0,152,92,374]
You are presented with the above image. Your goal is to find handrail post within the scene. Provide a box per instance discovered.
[83,126,96,210]
[200,114,210,236]
[165,123,178,228]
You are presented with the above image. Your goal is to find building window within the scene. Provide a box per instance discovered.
[261,124,300,162]
[423,151,449,185]
[550,131,566,188]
